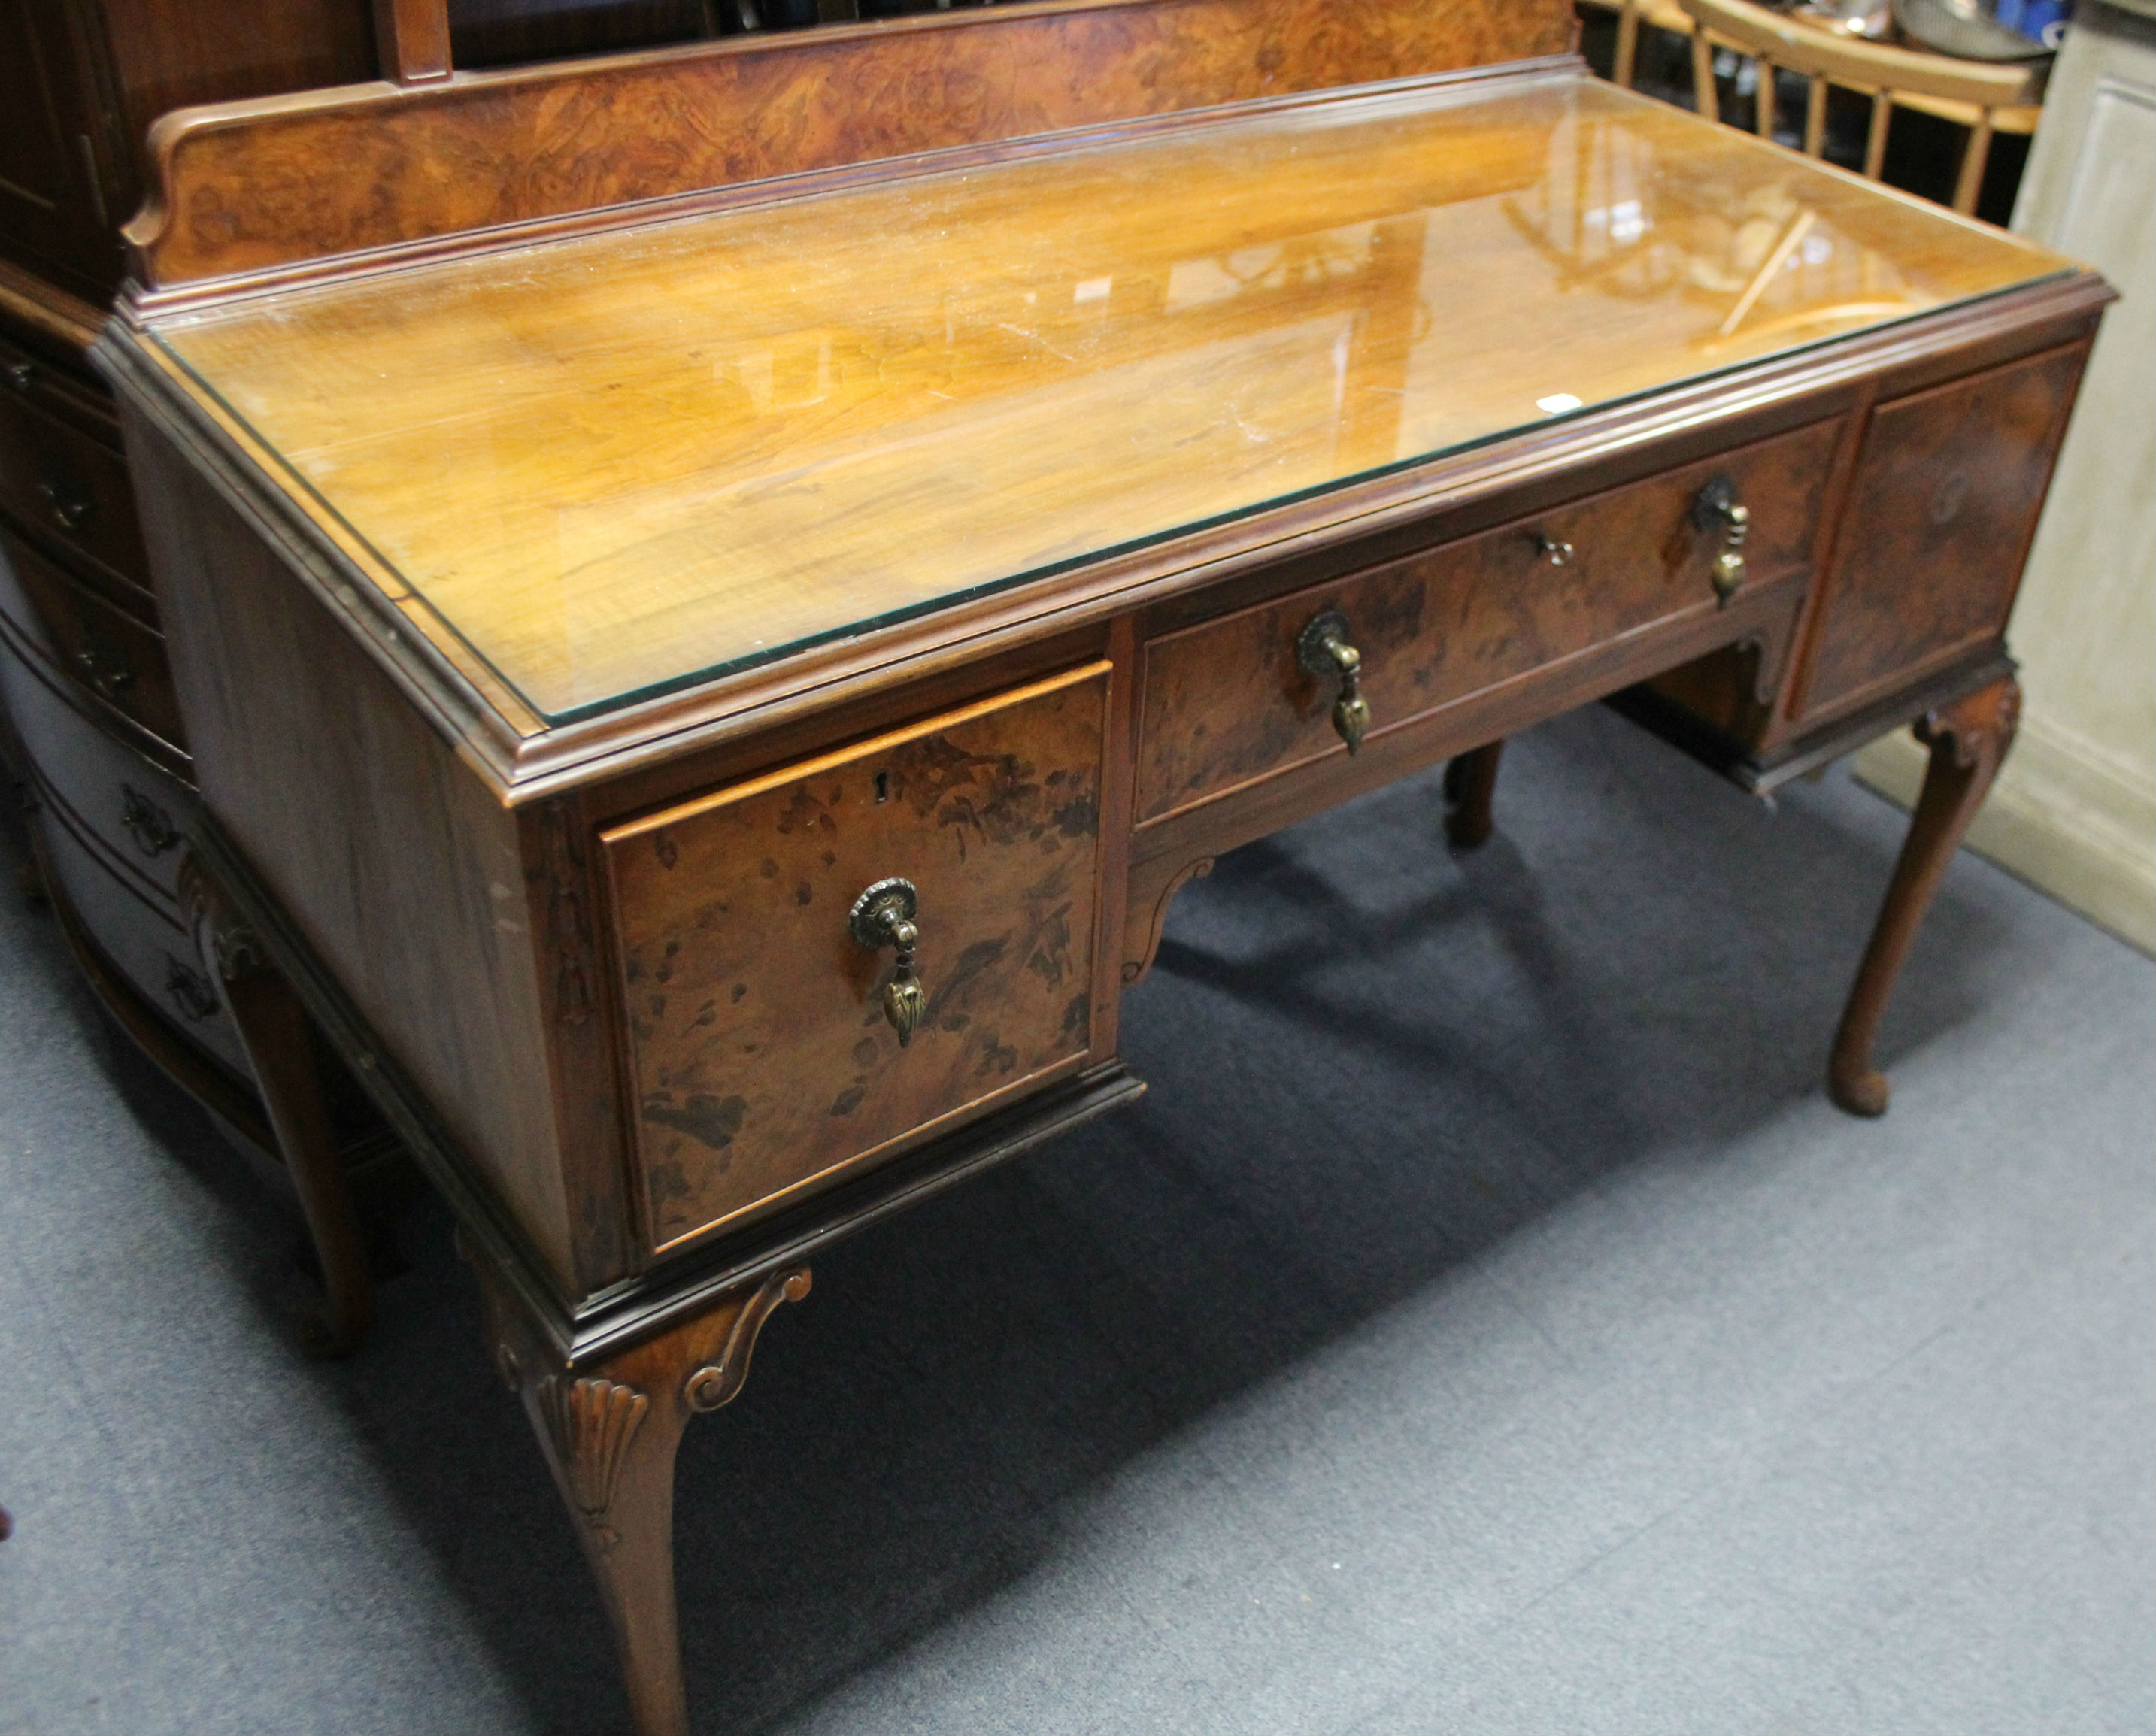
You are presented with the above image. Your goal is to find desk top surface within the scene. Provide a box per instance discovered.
[144,68,2073,726]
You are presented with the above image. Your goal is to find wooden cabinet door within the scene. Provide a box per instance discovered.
[1795,345,2088,721]
[0,0,124,298]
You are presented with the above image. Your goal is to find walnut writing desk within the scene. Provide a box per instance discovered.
[92,2,2107,1727]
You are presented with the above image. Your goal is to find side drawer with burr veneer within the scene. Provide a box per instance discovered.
[600,663,1112,1256]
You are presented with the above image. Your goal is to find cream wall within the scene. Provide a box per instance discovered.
[1857,0,2156,957]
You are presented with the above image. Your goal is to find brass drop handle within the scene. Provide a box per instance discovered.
[5,360,37,394]
[39,476,90,535]
[1535,533,1575,567]
[848,876,926,1046]
[71,626,133,699]
[1296,609,1371,755]
[1693,475,1750,606]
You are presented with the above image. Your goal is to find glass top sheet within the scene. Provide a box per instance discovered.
[150,73,2073,724]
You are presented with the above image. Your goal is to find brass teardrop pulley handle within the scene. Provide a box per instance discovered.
[849,877,926,1046]
[1693,475,1751,607]
[1296,610,1371,755]
[38,477,90,535]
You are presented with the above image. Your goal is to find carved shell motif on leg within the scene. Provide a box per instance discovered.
[537,1375,650,1552]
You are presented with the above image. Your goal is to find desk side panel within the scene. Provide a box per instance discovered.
[120,417,592,1294]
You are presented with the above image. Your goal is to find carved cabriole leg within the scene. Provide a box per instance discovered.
[180,852,375,1356]
[466,1247,812,1736]
[1442,741,1505,849]
[1829,674,2021,1117]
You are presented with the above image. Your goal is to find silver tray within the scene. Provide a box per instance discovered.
[1891,0,2056,61]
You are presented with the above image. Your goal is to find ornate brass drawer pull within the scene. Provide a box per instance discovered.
[1693,475,1751,606]
[849,876,926,1046]
[1296,609,1371,755]
[1534,533,1575,567]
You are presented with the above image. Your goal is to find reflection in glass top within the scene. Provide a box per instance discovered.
[150,72,2073,724]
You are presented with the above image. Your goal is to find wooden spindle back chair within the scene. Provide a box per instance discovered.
[1578,0,1702,89]
[1675,0,2040,214]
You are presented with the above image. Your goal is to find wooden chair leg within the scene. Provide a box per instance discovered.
[182,853,375,1356]
[1692,26,1720,119]
[468,1248,812,1736]
[1829,674,2020,1117]
[1443,740,1505,849]
[1951,108,1996,216]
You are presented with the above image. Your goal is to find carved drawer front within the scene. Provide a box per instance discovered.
[0,523,185,749]
[1136,417,1842,824]
[1796,344,2085,721]
[601,663,1110,1254]
[0,368,152,589]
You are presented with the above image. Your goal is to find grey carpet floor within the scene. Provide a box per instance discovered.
[5,704,2156,1736]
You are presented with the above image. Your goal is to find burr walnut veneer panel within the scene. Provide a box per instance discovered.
[1797,345,2087,721]
[129,0,1577,289]
[602,663,1108,1253]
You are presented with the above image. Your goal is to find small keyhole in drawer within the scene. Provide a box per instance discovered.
[874,771,890,804]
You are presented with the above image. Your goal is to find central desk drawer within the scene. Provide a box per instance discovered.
[601,663,1109,1254]
[1136,419,1842,824]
